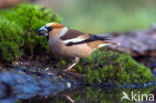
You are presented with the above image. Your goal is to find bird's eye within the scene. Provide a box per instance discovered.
[47,27,53,32]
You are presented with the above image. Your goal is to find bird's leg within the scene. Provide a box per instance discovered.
[64,57,80,71]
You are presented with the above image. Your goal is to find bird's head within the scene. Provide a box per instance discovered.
[36,22,64,36]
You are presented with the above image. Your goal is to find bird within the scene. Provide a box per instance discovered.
[37,22,120,71]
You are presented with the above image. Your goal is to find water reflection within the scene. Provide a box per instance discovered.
[73,87,156,103]
[22,86,156,103]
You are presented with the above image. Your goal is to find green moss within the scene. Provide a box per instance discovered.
[0,3,61,65]
[0,18,24,64]
[76,50,156,86]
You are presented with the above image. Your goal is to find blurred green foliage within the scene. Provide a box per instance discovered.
[76,50,155,86]
[0,3,60,65]
[59,0,156,33]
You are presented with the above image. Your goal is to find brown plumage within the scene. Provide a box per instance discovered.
[37,22,120,71]
[87,40,105,48]
[60,29,85,40]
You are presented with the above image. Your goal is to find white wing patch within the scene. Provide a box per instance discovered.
[98,43,111,48]
[98,42,120,48]
[63,37,85,44]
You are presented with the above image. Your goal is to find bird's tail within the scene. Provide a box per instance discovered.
[89,34,120,46]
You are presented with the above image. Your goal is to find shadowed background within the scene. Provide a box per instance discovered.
[35,0,156,33]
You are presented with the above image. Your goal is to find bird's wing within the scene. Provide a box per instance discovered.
[60,29,86,40]
[60,29,109,46]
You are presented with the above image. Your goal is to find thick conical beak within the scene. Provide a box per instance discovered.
[36,26,48,36]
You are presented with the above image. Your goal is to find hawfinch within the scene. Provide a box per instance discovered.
[37,22,120,71]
